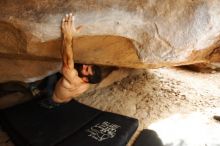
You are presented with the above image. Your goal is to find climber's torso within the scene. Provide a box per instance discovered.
[53,67,89,103]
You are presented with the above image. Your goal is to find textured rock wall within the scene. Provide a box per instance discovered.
[0,0,220,82]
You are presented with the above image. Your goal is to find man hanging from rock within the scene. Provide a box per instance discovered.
[28,13,102,108]
[39,13,102,108]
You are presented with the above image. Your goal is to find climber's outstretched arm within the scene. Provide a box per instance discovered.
[61,13,75,70]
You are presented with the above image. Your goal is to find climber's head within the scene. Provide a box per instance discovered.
[74,63,102,84]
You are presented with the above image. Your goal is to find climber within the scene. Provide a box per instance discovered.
[53,13,102,101]
[40,13,102,108]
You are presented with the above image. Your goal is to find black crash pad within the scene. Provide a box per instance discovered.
[0,99,138,146]
[133,129,163,146]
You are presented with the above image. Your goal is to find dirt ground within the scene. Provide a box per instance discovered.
[1,67,220,146]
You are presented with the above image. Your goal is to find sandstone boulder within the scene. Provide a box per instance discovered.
[0,0,220,82]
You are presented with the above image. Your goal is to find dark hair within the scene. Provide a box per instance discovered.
[74,63,102,84]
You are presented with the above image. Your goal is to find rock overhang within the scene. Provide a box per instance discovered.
[0,0,220,82]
